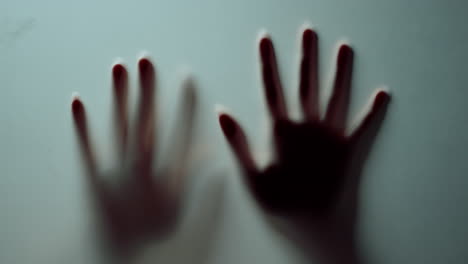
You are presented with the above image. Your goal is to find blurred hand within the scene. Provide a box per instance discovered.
[71,58,197,258]
[218,29,390,262]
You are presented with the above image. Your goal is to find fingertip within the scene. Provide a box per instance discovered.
[219,113,237,138]
[336,44,354,73]
[375,90,391,106]
[376,89,391,98]
[71,97,84,115]
[259,37,273,58]
[338,44,353,62]
[302,28,317,47]
[71,98,87,126]
[339,43,353,52]
[138,57,153,73]
[138,57,156,95]
[112,64,126,79]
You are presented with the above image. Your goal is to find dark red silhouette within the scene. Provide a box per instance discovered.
[72,58,197,259]
[218,29,390,264]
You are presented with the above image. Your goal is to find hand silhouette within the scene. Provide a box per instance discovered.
[218,29,390,263]
[72,58,197,259]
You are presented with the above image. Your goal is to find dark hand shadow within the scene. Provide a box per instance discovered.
[71,58,198,261]
[218,28,391,264]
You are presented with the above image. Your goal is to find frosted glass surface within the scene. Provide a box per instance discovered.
[1,0,467,263]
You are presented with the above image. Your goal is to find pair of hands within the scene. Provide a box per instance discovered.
[72,28,390,261]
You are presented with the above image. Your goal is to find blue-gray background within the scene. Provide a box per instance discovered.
[1,0,467,263]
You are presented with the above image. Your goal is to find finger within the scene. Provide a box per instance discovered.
[219,113,258,177]
[135,58,156,177]
[112,64,129,159]
[260,37,288,121]
[299,28,320,121]
[340,89,390,227]
[324,44,354,133]
[349,90,391,143]
[71,97,98,177]
[166,77,197,191]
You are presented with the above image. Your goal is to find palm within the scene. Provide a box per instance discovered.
[218,29,390,221]
[71,58,196,255]
[258,120,349,215]
[93,168,178,249]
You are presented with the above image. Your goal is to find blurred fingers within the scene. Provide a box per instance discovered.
[135,58,156,177]
[112,64,129,160]
[259,37,288,121]
[165,77,197,191]
[349,89,391,143]
[324,45,354,133]
[219,113,258,179]
[72,97,98,177]
[299,28,320,121]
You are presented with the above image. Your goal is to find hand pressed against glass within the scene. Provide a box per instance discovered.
[219,29,390,225]
[72,58,196,256]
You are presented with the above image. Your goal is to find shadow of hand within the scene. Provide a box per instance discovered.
[218,29,390,262]
[71,58,197,258]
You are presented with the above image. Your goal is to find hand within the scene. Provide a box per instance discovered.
[71,58,197,258]
[218,29,390,262]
